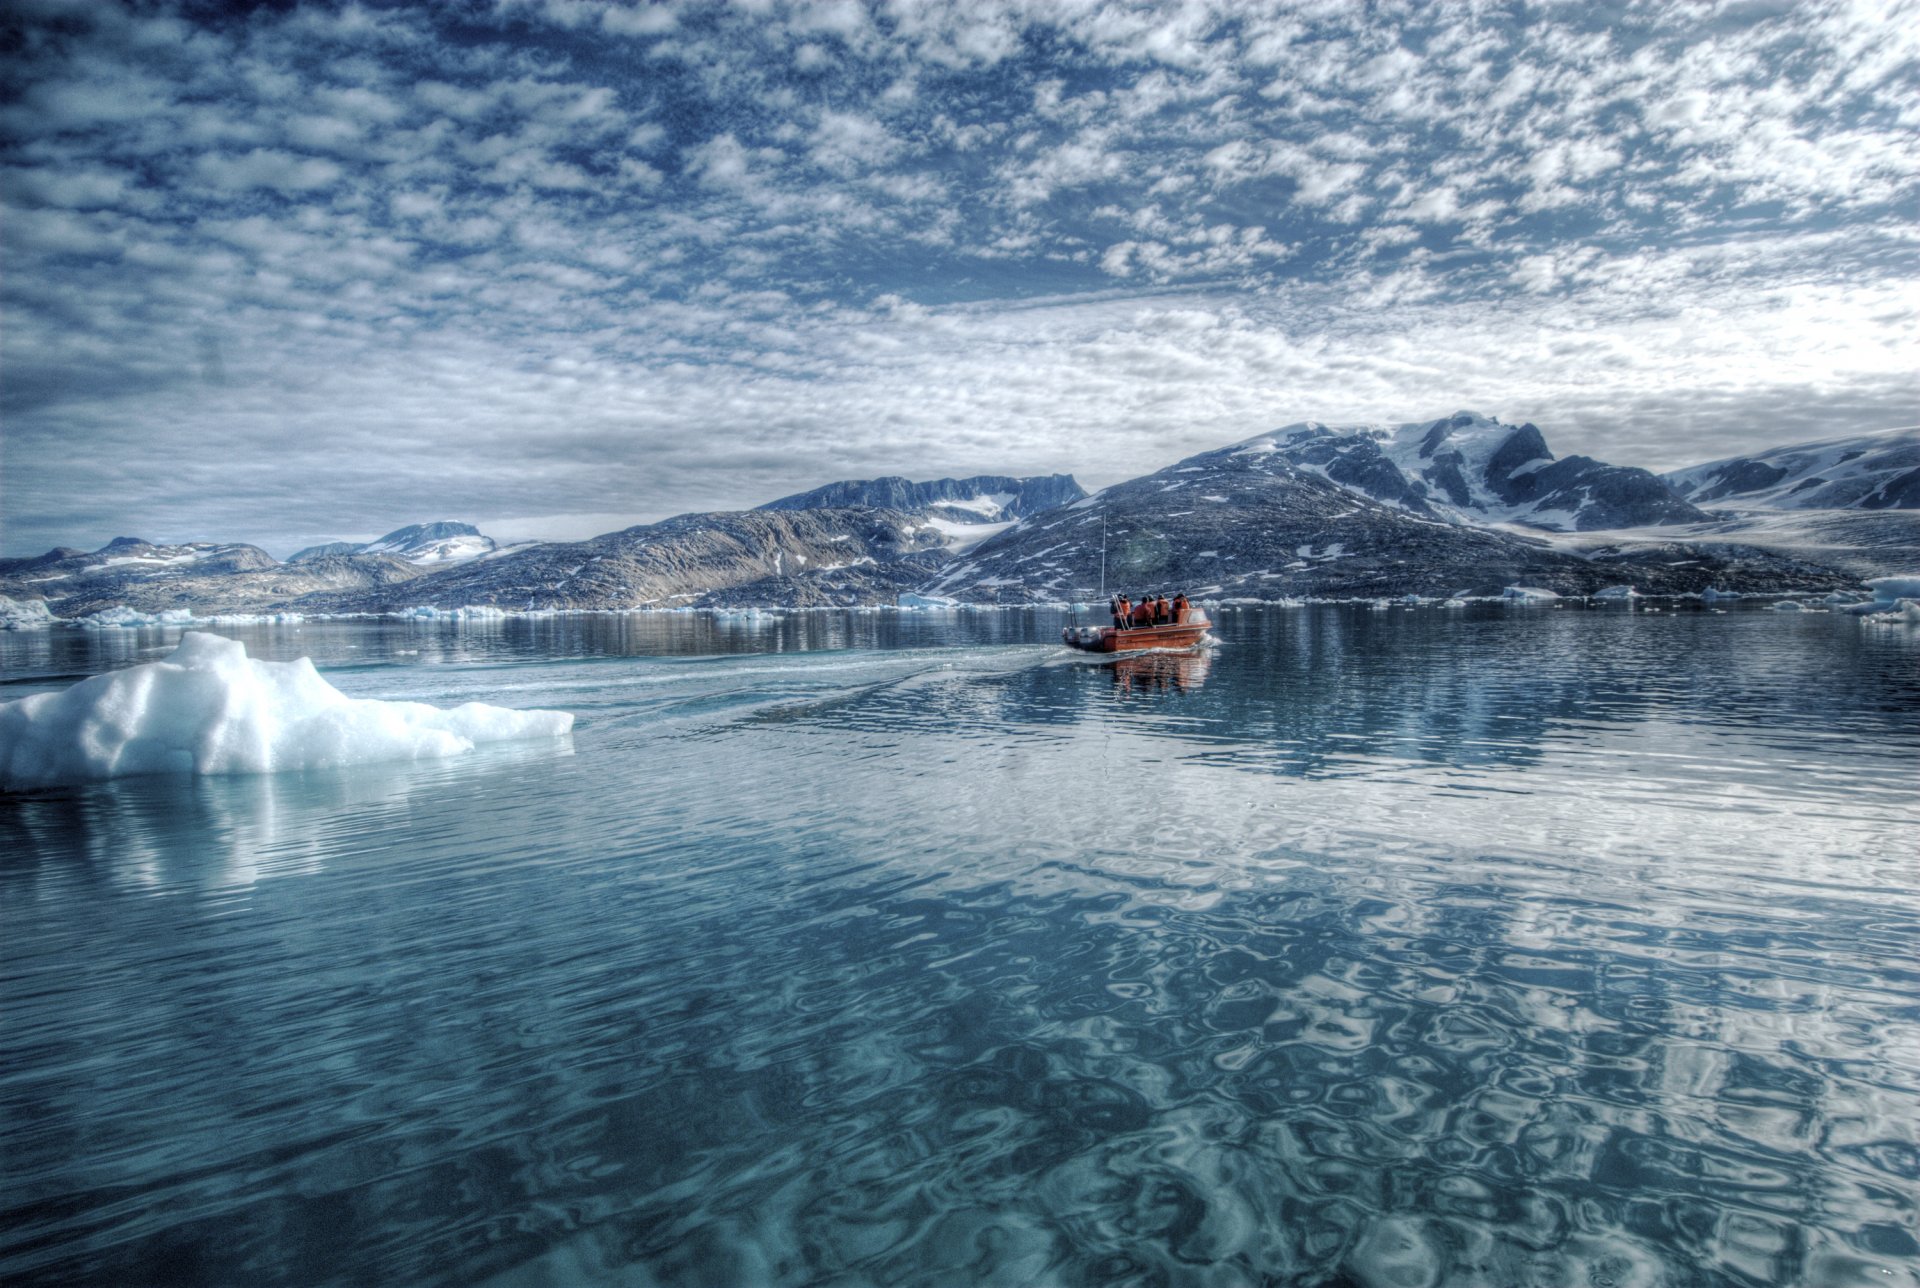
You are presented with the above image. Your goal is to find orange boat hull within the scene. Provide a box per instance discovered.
[1062,615,1210,653]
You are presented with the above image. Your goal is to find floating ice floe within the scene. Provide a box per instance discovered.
[1768,600,1807,612]
[897,593,960,610]
[0,595,58,630]
[1592,585,1639,600]
[1502,586,1559,602]
[71,606,309,629]
[392,604,516,620]
[78,606,197,629]
[1864,575,1920,602]
[0,632,573,790]
[1857,574,1920,625]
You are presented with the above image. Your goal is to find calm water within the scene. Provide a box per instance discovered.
[3,605,1918,1288]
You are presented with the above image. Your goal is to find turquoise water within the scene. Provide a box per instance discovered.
[3,605,1918,1287]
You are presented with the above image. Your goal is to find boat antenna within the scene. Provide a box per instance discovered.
[1098,503,1107,600]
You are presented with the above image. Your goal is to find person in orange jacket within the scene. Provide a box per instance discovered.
[1173,593,1189,623]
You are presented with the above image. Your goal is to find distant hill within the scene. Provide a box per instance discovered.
[1663,427,1920,510]
[290,521,497,565]
[292,508,951,613]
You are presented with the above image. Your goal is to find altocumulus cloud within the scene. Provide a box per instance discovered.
[1,0,1915,554]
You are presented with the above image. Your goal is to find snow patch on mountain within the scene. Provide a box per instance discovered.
[1231,412,1704,532]
[1663,426,1920,511]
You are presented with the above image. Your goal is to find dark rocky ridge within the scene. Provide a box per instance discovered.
[760,474,1086,523]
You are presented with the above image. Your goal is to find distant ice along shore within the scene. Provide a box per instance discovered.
[6,577,1920,635]
[0,633,573,790]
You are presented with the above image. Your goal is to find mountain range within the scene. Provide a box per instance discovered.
[4,418,1913,624]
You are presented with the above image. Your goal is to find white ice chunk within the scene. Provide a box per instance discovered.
[1592,585,1639,599]
[0,595,59,630]
[898,593,960,609]
[1864,597,1920,625]
[1865,574,1920,603]
[0,632,572,790]
[1502,586,1559,601]
[79,606,198,629]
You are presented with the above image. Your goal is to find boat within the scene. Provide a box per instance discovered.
[1062,606,1211,654]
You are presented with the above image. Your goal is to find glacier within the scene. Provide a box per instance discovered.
[0,632,573,790]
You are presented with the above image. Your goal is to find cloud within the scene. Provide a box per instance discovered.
[1,0,1915,555]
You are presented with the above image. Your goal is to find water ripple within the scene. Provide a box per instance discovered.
[3,606,1917,1286]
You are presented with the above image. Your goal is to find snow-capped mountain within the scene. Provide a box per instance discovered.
[1662,427,1920,510]
[929,432,1836,603]
[289,522,497,565]
[1241,412,1705,532]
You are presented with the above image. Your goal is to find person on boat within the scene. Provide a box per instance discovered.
[1156,594,1171,624]
[1173,593,1189,624]
[1113,595,1130,629]
[1132,596,1152,628]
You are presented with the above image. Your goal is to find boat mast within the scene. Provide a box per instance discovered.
[1098,505,1107,600]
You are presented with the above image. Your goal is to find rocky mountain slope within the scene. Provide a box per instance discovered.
[929,435,1847,603]
[292,508,951,613]
[1662,427,1919,511]
[759,474,1085,525]
[0,538,421,618]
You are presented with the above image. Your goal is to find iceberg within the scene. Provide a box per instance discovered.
[1502,586,1558,602]
[1,632,572,790]
[79,606,198,629]
[1858,576,1920,625]
[1864,574,1920,604]
[1592,585,1639,600]
[1,595,58,630]
[897,593,960,610]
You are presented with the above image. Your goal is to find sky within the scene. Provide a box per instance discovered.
[2,0,1916,557]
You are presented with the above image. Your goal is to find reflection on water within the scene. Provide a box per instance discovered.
[1105,647,1213,696]
[3,606,1918,1287]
